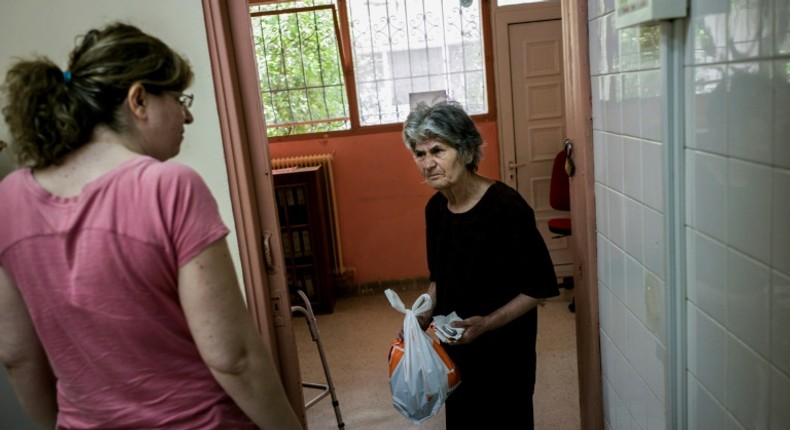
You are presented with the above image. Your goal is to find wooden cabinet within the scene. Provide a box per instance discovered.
[273,165,335,313]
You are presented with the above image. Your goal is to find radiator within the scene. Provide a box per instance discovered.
[271,153,344,275]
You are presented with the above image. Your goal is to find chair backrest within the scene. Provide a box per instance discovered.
[549,149,570,212]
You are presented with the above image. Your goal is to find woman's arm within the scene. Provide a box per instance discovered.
[452,293,544,345]
[415,282,437,330]
[178,238,302,430]
[0,267,58,429]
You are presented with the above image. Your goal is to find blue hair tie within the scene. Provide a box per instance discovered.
[63,70,71,83]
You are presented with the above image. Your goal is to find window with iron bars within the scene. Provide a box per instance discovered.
[250,0,491,140]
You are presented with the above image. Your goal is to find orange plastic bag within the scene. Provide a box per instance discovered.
[388,338,461,393]
[385,289,460,424]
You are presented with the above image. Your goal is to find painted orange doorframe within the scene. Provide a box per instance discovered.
[561,1,603,429]
[201,0,307,426]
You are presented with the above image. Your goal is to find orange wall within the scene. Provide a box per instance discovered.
[269,119,500,284]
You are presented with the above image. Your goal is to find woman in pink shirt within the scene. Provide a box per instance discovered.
[0,22,301,430]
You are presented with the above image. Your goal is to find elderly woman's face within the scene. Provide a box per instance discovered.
[412,139,468,190]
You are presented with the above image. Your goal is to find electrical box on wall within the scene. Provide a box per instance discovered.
[616,0,687,29]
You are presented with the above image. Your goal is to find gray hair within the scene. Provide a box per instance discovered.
[402,100,483,172]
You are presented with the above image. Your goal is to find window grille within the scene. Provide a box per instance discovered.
[251,3,350,136]
[348,0,487,125]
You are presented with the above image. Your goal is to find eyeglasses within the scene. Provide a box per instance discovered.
[169,92,194,110]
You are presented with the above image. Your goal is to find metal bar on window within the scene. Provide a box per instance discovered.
[312,10,328,120]
[294,12,314,126]
[266,116,351,129]
[274,13,298,126]
[251,4,333,18]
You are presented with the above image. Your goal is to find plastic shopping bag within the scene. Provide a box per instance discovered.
[385,288,460,424]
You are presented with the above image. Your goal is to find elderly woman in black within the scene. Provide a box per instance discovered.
[403,100,559,429]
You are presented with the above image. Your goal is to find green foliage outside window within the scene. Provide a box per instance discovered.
[251,3,350,137]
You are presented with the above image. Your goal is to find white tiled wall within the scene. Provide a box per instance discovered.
[590,0,790,428]
[685,0,790,429]
[588,0,668,428]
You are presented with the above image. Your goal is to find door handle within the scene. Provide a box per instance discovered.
[262,231,275,274]
[563,138,573,155]
[562,138,575,177]
[508,161,526,170]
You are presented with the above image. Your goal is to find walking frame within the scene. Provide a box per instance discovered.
[291,290,345,428]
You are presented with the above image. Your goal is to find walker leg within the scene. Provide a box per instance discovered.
[293,290,345,428]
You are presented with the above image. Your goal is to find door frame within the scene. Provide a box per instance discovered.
[492,1,602,429]
[560,0,603,428]
[201,0,307,425]
[202,0,599,427]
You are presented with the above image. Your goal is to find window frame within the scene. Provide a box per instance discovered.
[251,4,355,136]
[249,0,496,143]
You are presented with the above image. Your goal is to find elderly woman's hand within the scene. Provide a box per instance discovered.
[396,312,432,342]
[449,315,487,345]
[416,313,432,331]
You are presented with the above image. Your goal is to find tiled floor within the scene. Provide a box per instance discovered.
[293,284,580,430]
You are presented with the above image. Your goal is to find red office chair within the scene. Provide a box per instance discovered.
[548,146,575,312]
[548,149,571,237]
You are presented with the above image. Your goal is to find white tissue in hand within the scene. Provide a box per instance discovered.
[431,312,464,342]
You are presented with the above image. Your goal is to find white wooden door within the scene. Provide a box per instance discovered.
[508,19,572,275]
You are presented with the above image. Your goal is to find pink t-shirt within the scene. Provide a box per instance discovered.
[0,156,255,429]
